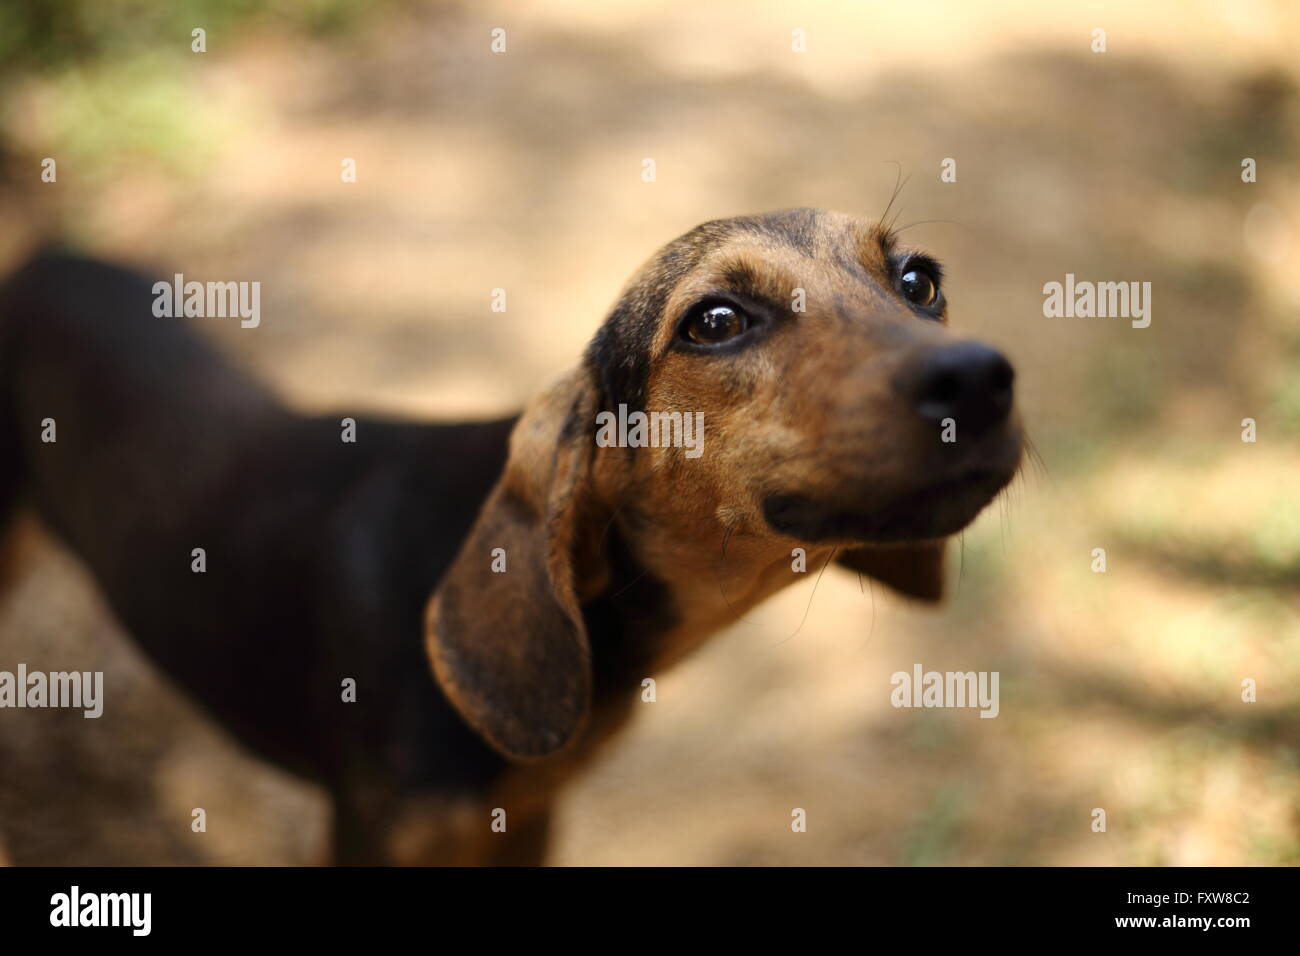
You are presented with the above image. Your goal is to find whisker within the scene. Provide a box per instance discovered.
[886,180,912,235]
[855,574,879,657]
[893,218,967,235]
[957,530,967,595]
[1023,432,1053,489]
[878,161,906,228]
[773,547,837,645]
[606,567,649,600]
[715,524,763,626]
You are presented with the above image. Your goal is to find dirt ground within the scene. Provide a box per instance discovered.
[1,0,1298,865]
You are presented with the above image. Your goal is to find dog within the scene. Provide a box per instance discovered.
[0,208,1022,864]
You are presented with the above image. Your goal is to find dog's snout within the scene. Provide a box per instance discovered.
[899,342,1015,433]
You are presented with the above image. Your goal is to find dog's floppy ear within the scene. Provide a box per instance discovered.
[836,540,947,602]
[425,369,603,760]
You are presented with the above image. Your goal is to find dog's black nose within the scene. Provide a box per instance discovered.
[899,342,1015,434]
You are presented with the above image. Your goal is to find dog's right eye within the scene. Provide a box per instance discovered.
[680,303,750,346]
[900,268,938,307]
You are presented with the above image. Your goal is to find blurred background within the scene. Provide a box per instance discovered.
[1,0,1298,865]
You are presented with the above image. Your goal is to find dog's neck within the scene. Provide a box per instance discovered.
[582,505,832,697]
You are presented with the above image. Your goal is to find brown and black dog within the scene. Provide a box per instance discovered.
[0,208,1020,864]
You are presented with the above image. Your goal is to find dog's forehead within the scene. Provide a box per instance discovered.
[686,209,884,269]
[670,219,893,307]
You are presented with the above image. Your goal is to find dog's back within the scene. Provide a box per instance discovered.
[0,252,516,852]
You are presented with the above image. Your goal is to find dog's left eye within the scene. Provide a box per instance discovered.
[900,268,938,307]
[681,303,750,345]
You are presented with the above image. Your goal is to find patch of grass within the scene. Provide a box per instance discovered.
[900,783,971,865]
[0,0,374,75]
[0,0,390,175]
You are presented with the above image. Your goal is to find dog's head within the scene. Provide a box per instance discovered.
[427,209,1023,759]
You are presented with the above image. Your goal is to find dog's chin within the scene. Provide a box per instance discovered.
[762,464,1017,545]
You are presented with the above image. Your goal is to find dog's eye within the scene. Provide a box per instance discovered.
[681,303,749,345]
[900,268,938,307]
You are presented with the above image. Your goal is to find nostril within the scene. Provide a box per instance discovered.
[924,370,962,406]
[989,355,1014,394]
[987,354,1015,409]
[912,365,965,422]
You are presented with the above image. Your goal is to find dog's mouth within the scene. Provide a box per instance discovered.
[762,437,1022,544]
